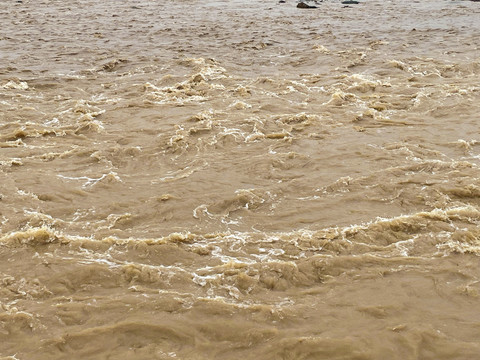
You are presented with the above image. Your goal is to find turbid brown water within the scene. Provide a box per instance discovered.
[1,0,480,358]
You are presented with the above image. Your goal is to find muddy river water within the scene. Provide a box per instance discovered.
[1,0,480,358]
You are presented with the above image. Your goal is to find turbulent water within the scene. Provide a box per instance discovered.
[1,0,480,358]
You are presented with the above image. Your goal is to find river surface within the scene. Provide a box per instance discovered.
[1,0,480,358]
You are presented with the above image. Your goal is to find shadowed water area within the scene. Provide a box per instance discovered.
[1,0,480,358]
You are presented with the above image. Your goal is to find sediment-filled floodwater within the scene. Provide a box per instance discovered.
[1,0,480,358]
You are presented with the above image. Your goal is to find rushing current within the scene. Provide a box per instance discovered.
[1,0,480,358]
